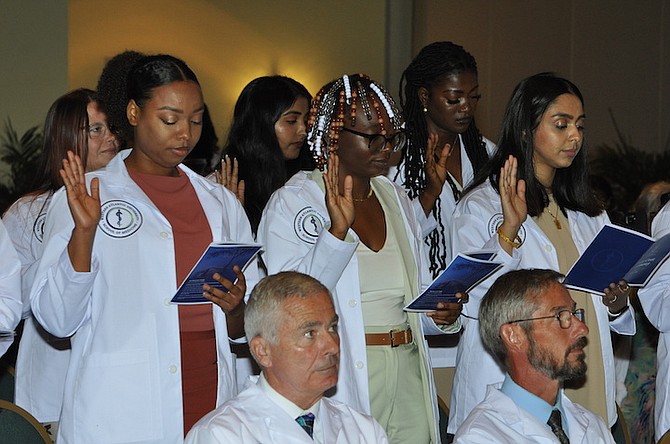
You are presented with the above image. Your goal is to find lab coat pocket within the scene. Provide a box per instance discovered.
[74,349,163,443]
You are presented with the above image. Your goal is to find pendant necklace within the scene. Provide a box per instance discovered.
[353,187,374,202]
[546,199,562,230]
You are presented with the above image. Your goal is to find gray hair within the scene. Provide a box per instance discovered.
[245,271,332,345]
[479,269,564,366]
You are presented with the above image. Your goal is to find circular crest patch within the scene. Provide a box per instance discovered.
[99,200,143,238]
[294,207,327,244]
[33,211,46,243]
[487,213,526,247]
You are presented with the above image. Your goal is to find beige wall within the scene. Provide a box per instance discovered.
[68,0,388,145]
[413,0,670,153]
[0,0,68,135]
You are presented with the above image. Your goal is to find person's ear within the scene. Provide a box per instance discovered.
[500,323,525,351]
[249,336,272,369]
[127,100,140,127]
[418,87,429,109]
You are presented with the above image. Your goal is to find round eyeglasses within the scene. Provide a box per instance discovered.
[507,308,585,330]
[341,127,407,153]
[87,123,110,140]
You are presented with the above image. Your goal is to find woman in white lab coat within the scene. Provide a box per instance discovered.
[447,72,635,434]
[259,74,463,444]
[2,88,119,431]
[30,55,257,444]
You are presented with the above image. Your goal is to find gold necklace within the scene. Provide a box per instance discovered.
[352,187,374,202]
[546,199,562,230]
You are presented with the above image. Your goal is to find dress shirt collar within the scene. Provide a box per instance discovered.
[500,373,568,433]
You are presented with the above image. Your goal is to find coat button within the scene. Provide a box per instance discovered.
[164,298,171,306]
[355,361,364,369]
[544,244,552,252]
[160,232,169,239]
[169,365,178,374]
[348,299,357,307]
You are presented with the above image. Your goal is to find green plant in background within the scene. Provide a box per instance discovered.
[0,119,42,214]
[589,111,670,222]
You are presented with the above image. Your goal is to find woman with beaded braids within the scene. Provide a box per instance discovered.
[390,41,495,280]
[259,74,463,443]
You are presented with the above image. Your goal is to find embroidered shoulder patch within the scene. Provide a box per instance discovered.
[99,200,143,238]
[487,213,526,246]
[33,211,46,243]
[293,207,326,244]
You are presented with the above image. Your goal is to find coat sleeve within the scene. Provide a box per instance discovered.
[29,189,95,337]
[0,219,22,356]
[258,188,357,291]
[2,199,39,317]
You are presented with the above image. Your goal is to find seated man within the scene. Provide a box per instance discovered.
[454,269,615,443]
[186,271,388,443]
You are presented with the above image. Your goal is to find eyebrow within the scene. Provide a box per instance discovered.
[299,314,339,330]
[443,85,479,94]
[158,105,205,114]
[281,110,303,117]
[551,112,586,120]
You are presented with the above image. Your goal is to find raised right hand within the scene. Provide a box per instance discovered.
[324,152,354,240]
[497,155,527,252]
[60,150,101,231]
[216,156,245,205]
[419,133,451,215]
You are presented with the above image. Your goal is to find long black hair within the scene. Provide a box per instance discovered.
[467,72,602,217]
[398,41,489,277]
[223,76,313,233]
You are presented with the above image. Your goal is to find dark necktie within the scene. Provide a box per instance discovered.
[547,409,570,444]
[296,412,315,439]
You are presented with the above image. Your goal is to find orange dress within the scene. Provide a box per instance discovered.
[129,168,216,435]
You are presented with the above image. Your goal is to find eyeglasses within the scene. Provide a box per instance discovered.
[341,127,406,153]
[87,123,110,140]
[507,308,585,330]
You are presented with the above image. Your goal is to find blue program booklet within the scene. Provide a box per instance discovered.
[171,243,262,304]
[564,224,670,295]
[404,252,503,312]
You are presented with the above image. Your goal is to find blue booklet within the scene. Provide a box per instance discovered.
[404,252,503,312]
[564,224,670,295]
[171,243,262,304]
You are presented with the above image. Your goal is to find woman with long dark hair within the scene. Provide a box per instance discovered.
[219,75,313,234]
[392,41,494,279]
[3,88,119,436]
[448,72,635,435]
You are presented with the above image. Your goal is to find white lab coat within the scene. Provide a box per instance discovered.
[638,200,670,441]
[30,150,258,444]
[185,377,389,444]
[258,170,450,443]
[0,218,22,357]
[447,181,635,433]
[453,384,615,444]
[3,192,70,422]
[389,135,496,367]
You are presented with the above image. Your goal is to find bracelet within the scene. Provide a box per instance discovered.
[608,305,627,318]
[496,227,522,249]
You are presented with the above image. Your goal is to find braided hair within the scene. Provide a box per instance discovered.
[307,74,403,169]
[397,41,490,277]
